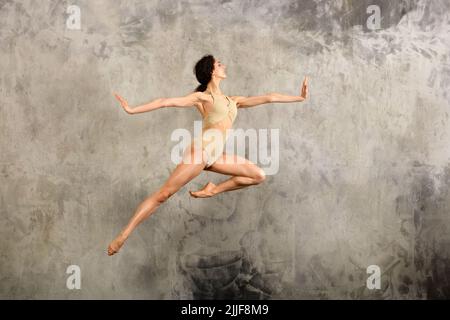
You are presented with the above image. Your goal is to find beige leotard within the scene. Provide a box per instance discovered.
[192,91,238,167]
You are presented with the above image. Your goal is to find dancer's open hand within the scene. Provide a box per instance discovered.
[114,93,132,114]
[300,76,308,100]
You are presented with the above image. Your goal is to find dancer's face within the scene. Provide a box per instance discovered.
[213,59,227,79]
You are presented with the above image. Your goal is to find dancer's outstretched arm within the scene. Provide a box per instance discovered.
[113,92,202,114]
[231,76,309,108]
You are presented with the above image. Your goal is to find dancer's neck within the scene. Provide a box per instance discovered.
[206,79,223,95]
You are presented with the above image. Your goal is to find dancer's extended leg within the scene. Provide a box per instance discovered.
[108,144,207,255]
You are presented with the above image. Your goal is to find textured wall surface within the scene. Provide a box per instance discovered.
[1,0,450,299]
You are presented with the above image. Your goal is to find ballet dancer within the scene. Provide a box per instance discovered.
[107,54,308,255]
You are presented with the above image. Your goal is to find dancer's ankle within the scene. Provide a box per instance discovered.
[118,232,129,241]
[211,186,219,195]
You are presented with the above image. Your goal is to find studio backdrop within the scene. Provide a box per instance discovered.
[1,0,449,299]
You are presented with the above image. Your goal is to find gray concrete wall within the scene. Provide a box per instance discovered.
[1,0,449,299]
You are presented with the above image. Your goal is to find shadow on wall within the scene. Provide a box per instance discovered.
[178,245,288,300]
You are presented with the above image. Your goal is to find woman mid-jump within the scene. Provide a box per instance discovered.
[108,54,309,255]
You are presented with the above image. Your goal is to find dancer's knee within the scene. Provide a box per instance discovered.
[156,188,173,203]
[253,168,266,184]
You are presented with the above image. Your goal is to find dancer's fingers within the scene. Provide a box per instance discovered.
[115,94,126,105]
[115,95,124,105]
[116,95,129,109]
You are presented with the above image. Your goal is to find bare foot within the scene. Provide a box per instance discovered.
[189,182,217,198]
[107,234,127,256]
